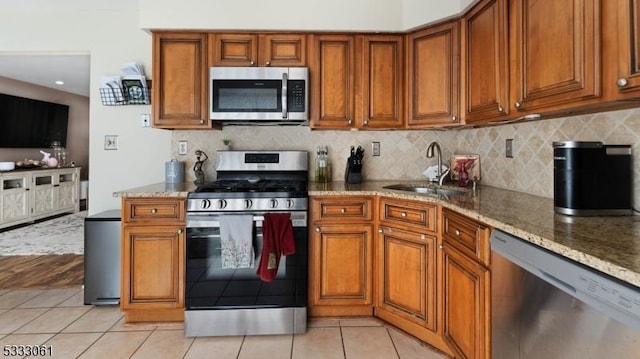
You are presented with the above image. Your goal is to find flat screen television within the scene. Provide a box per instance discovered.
[0,93,69,148]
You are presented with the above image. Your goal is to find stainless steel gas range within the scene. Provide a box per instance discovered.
[184,150,308,337]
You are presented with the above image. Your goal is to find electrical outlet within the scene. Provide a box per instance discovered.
[140,114,150,128]
[506,139,513,158]
[372,141,381,156]
[178,141,188,155]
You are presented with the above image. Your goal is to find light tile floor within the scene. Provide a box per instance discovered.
[0,286,449,359]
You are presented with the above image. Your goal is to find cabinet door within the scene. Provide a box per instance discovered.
[260,34,307,67]
[309,35,357,129]
[121,225,185,309]
[407,21,461,127]
[358,35,404,128]
[310,224,373,308]
[509,0,600,112]
[1,175,30,224]
[210,33,259,66]
[377,226,437,331]
[463,0,509,123]
[614,0,640,97]
[32,173,55,217]
[152,32,210,129]
[55,171,77,212]
[442,243,490,359]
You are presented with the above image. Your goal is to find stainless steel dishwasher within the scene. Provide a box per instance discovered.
[491,229,640,358]
[84,209,121,305]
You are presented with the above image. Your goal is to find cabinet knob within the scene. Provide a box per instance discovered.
[315,227,320,232]
[439,244,444,250]
[250,61,255,66]
[617,78,629,88]
[265,60,271,66]
[151,208,157,214]
[199,119,204,124]
[455,229,460,236]
[363,120,369,125]
[401,212,407,217]
[347,119,353,125]
[497,105,504,113]
[451,116,457,122]
[341,208,346,214]
[514,101,522,109]
[378,228,383,233]
[177,229,183,234]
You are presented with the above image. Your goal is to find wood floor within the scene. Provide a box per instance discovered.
[0,255,84,289]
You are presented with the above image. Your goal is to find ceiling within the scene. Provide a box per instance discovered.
[0,54,90,97]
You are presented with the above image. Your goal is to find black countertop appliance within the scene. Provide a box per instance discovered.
[553,141,632,216]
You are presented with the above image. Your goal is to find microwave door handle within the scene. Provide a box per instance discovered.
[282,72,288,119]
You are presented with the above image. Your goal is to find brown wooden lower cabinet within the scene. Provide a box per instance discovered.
[442,243,490,359]
[309,223,374,316]
[121,197,185,323]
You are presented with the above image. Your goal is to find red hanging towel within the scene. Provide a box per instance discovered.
[257,213,296,282]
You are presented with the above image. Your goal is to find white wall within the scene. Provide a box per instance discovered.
[0,4,171,214]
[139,0,476,31]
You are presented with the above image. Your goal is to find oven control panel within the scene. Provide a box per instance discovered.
[187,198,308,212]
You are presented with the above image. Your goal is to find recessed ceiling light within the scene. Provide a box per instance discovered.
[55,80,64,85]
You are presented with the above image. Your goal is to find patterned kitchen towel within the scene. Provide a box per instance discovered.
[219,214,255,268]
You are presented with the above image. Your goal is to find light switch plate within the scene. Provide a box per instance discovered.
[372,141,381,156]
[506,139,513,158]
[178,141,188,155]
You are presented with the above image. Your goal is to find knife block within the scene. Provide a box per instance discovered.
[344,159,363,184]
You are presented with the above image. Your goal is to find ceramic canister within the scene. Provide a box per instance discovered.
[165,159,185,183]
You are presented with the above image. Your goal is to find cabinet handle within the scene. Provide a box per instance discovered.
[439,244,444,249]
[363,120,369,125]
[341,208,346,214]
[151,208,157,214]
[401,212,407,217]
[315,227,320,232]
[177,229,183,234]
[514,101,522,109]
[455,229,460,236]
[199,119,204,124]
[347,119,353,125]
[250,60,255,66]
[451,116,457,122]
[497,104,504,113]
[265,60,271,66]
[378,228,383,233]
[617,78,629,88]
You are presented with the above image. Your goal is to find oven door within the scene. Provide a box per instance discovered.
[185,211,308,310]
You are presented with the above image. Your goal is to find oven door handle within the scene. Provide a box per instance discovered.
[187,215,264,228]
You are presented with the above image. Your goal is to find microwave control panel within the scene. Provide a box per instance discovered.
[288,80,306,112]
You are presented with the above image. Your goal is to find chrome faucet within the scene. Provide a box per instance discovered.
[426,141,449,186]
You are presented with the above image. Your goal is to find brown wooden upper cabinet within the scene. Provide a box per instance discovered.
[462,0,510,124]
[508,0,601,113]
[309,34,404,129]
[407,21,461,128]
[614,0,640,98]
[209,33,307,67]
[152,32,212,129]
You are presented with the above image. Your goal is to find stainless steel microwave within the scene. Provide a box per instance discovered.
[209,66,308,124]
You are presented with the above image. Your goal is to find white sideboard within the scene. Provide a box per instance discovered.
[1,167,81,230]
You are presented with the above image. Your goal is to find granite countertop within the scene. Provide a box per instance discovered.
[115,180,640,288]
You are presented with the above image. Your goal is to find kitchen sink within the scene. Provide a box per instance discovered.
[383,183,469,197]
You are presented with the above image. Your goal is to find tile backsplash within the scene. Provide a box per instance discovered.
[172,108,640,207]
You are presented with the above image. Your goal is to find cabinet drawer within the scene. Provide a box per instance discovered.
[311,196,373,222]
[442,209,490,265]
[123,198,185,223]
[379,198,437,233]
